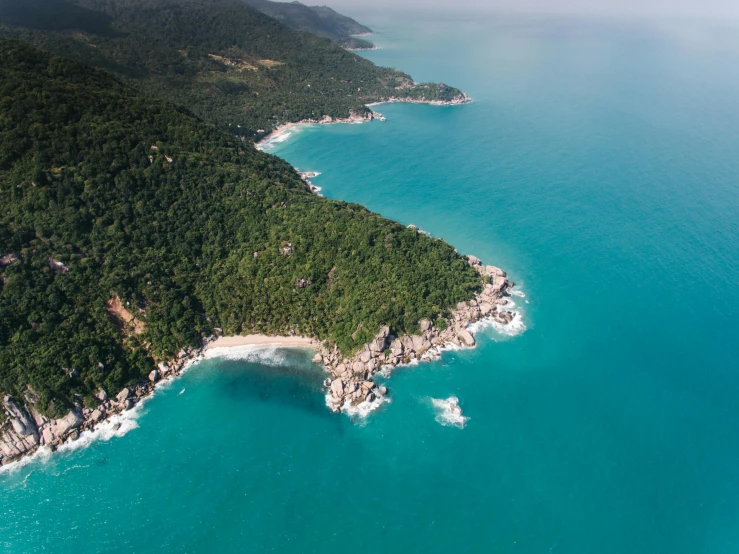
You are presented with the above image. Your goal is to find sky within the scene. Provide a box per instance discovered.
[322,0,739,20]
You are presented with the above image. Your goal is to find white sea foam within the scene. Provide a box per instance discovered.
[469,310,527,338]
[510,289,526,298]
[0,401,144,474]
[56,406,142,455]
[204,344,308,366]
[342,394,390,421]
[256,130,295,151]
[430,396,469,429]
[0,445,54,475]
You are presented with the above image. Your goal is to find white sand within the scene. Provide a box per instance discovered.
[205,334,318,350]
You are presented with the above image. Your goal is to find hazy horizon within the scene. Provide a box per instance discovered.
[309,0,739,21]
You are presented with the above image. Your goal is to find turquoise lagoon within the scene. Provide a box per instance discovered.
[3,11,739,554]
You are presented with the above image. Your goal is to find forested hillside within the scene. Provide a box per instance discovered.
[244,0,375,49]
[0,38,480,417]
[0,0,465,139]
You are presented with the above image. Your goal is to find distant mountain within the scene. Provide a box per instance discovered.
[243,0,375,49]
[0,0,466,139]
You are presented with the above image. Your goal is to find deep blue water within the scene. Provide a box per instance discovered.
[3,11,739,554]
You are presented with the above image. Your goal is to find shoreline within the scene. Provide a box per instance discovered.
[255,93,472,152]
[0,260,523,471]
[1,91,511,471]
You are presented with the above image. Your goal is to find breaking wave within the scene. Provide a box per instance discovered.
[430,396,469,429]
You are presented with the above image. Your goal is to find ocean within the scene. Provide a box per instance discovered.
[3,10,739,554]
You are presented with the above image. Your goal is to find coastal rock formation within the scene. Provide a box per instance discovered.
[51,411,84,437]
[319,255,515,412]
[0,396,40,462]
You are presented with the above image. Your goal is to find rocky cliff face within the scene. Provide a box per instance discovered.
[0,396,39,463]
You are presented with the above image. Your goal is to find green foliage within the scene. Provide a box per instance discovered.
[0,39,480,415]
[0,0,464,140]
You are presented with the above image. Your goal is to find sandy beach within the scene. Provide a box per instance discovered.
[206,334,319,350]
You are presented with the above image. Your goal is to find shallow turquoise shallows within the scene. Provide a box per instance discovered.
[3,11,739,554]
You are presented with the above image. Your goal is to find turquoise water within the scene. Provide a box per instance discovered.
[3,11,739,554]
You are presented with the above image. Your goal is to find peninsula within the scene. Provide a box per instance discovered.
[0,0,502,467]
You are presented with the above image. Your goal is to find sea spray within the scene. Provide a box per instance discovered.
[430,396,469,428]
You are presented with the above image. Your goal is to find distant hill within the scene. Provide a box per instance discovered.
[244,0,375,49]
[0,0,466,139]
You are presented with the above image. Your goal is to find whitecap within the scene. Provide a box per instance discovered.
[430,396,469,429]
[510,289,526,298]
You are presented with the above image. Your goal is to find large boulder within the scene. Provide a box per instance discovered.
[90,409,104,423]
[479,302,493,316]
[148,370,160,383]
[334,364,348,375]
[96,388,108,402]
[3,396,38,439]
[456,328,475,347]
[41,427,55,446]
[158,361,170,375]
[311,353,323,364]
[52,411,84,437]
[116,388,131,403]
[359,349,372,363]
[481,265,506,278]
[369,336,386,353]
[492,275,507,293]
[419,319,432,332]
[401,336,415,353]
[331,379,344,396]
[352,361,365,374]
[389,339,404,356]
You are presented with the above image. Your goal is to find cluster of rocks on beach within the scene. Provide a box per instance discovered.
[317,255,515,412]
